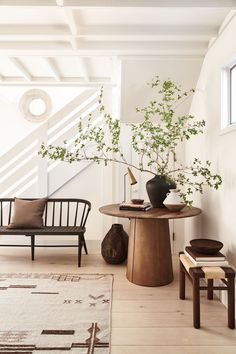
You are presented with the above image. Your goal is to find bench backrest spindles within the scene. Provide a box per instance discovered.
[74,202,79,227]
[8,201,12,225]
[44,202,48,227]
[0,198,91,229]
[59,201,62,227]
[67,201,70,227]
[0,201,2,227]
[52,201,55,226]
[0,199,15,226]
[81,204,87,228]
[81,204,90,228]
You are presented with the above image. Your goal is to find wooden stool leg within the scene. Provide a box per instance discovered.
[179,260,185,300]
[227,277,235,329]
[82,235,88,255]
[78,235,82,267]
[207,279,214,300]
[193,276,200,329]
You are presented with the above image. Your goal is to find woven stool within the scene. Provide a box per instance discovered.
[179,252,235,329]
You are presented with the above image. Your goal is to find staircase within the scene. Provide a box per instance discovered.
[0,88,103,198]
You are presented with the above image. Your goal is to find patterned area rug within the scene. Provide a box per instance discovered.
[0,273,113,353]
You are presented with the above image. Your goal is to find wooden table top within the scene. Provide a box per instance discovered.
[99,203,201,220]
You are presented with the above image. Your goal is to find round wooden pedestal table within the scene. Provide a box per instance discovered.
[99,204,201,287]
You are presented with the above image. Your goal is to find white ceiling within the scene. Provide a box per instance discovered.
[0,0,235,85]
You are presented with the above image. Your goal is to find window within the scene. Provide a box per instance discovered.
[230,64,236,124]
[221,61,236,132]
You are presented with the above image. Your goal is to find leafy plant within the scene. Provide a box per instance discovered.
[39,76,222,205]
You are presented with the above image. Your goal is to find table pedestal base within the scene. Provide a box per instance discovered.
[126,218,173,287]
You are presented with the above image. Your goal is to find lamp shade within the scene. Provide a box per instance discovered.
[127,167,137,185]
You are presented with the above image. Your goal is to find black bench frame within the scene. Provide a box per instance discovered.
[0,198,91,267]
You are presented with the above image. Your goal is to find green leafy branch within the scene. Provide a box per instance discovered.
[39,77,222,205]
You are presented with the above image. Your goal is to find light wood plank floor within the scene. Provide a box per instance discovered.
[0,243,236,354]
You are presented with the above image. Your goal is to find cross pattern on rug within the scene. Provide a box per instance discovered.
[0,324,109,353]
[0,273,113,354]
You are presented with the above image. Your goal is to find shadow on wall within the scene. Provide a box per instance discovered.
[201,195,236,267]
[184,214,202,246]
[226,244,236,268]
[201,188,221,237]
[201,212,219,238]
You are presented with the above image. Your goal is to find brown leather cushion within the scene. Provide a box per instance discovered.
[8,198,47,229]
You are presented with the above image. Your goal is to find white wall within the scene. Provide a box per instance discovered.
[121,58,203,123]
[185,14,236,267]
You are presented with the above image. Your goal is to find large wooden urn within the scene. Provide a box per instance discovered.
[101,223,128,264]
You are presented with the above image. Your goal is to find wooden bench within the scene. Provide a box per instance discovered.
[179,252,235,329]
[0,198,91,267]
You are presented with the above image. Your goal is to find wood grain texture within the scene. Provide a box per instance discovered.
[112,311,227,328]
[111,327,236,346]
[111,347,236,354]
[99,204,201,220]
[112,299,227,313]
[0,246,235,354]
[126,218,173,286]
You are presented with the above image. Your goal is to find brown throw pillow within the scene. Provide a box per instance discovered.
[8,198,47,229]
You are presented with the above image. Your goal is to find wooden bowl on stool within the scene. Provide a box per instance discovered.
[190,239,223,255]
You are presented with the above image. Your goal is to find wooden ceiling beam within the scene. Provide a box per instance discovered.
[0,76,113,86]
[63,0,236,7]
[63,8,79,49]
[0,34,209,57]
[8,57,32,81]
[74,25,217,41]
[78,57,89,81]
[0,1,55,5]
[63,40,208,53]
[64,9,78,35]
[0,51,206,58]
[0,25,69,36]
[0,24,218,41]
[45,57,61,81]
[1,0,235,7]
[56,0,64,5]
[0,41,71,50]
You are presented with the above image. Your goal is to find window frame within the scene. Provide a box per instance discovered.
[221,59,236,134]
[229,63,236,125]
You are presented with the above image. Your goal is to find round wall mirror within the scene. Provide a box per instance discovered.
[19,89,52,122]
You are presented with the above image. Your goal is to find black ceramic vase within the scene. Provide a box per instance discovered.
[101,224,128,264]
[146,175,176,208]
